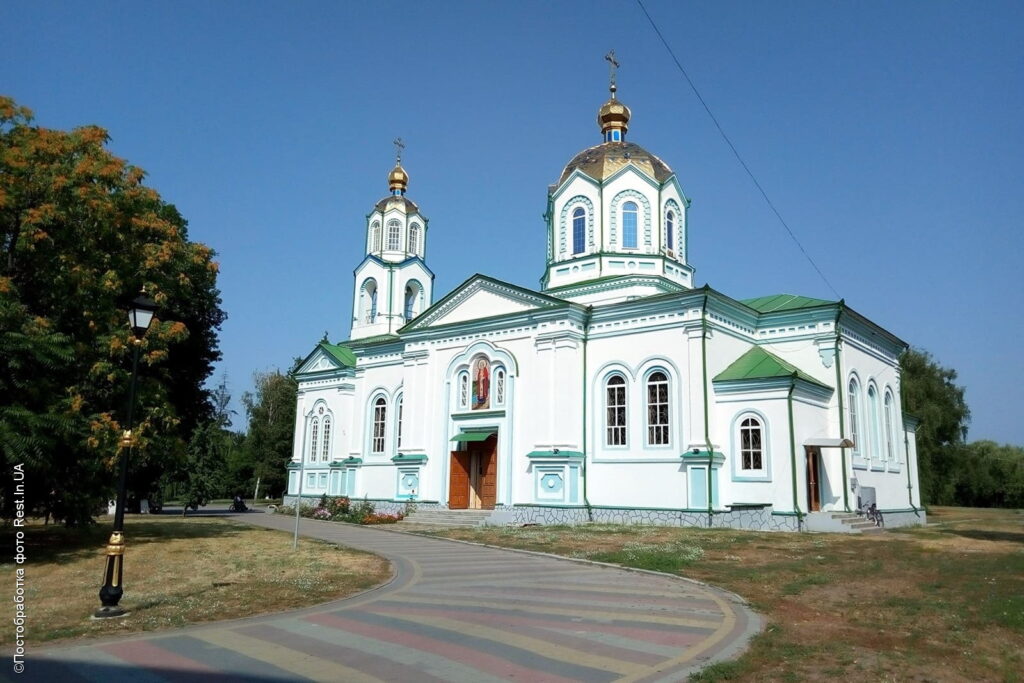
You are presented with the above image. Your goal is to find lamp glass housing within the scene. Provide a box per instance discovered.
[127,295,158,338]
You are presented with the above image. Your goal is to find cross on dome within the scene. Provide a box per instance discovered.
[599,51,630,142]
[388,138,409,195]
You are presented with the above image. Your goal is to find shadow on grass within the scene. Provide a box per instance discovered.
[937,528,1024,544]
[1,514,253,565]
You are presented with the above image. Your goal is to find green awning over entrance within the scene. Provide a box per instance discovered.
[450,432,493,442]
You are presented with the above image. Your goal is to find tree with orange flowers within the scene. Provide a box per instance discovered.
[0,96,225,525]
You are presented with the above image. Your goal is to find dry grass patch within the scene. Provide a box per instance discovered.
[423,507,1024,682]
[2,514,390,645]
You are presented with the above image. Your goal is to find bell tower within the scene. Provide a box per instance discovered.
[350,141,434,340]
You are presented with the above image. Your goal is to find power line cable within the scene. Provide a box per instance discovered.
[635,0,842,300]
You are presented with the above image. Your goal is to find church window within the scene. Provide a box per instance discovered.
[572,207,585,255]
[623,201,638,248]
[396,396,404,449]
[369,288,378,322]
[739,417,763,471]
[848,378,862,458]
[458,372,469,410]
[605,375,627,446]
[884,390,896,463]
[868,385,881,459]
[387,220,401,251]
[371,397,387,454]
[321,416,331,462]
[408,224,420,256]
[404,285,415,321]
[646,371,670,445]
[371,222,381,252]
[309,417,319,462]
[494,367,506,406]
[666,211,675,251]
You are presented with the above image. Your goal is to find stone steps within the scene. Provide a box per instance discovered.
[831,512,885,534]
[399,509,495,528]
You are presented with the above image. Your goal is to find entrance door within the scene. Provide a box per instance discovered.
[805,447,822,512]
[449,451,470,509]
[479,434,498,510]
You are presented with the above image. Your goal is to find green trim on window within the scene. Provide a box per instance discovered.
[452,409,505,420]
[526,450,584,459]
[681,449,725,464]
[391,453,427,463]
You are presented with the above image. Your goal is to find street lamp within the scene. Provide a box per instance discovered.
[95,291,157,618]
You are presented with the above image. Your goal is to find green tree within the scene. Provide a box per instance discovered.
[0,97,225,525]
[241,370,297,498]
[899,348,971,505]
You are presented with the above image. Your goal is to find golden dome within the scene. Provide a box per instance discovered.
[388,163,409,194]
[598,96,631,137]
[556,141,673,188]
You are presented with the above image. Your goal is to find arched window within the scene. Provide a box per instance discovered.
[361,279,378,324]
[309,417,320,462]
[386,220,401,251]
[371,222,381,252]
[408,224,420,256]
[622,201,638,248]
[404,285,416,321]
[396,396,404,449]
[605,375,627,446]
[646,371,670,445]
[494,367,506,406]
[848,378,862,458]
[321,415,332,461]
[739,417,763,471]
[371,397,387,453]
[868,385,881,459]
[884,391,896,463]
[572,207,585,255]
[666,211,675,251]
[458,372,469,410]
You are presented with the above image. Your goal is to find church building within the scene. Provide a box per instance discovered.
[286,74,925,532]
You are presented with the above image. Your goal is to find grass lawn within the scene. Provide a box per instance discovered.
[421,506,1024,682]
[2,514,390,645]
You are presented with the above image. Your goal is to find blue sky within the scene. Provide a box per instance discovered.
[4,1,1022,444]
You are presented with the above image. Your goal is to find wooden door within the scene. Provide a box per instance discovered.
[805,447,821,512]
[480,435,498,509]
[449,451,470,509]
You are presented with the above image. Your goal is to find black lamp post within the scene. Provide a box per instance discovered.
[95,291,157,619]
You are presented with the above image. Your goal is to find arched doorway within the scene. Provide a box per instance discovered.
[449,433,497,510]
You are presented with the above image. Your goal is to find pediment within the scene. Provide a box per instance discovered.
[295,345,350,376]
[405,275,565,331]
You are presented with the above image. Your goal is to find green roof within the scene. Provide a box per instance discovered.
[740,293,835,313]
[714,347,830,389]
[319,342,355,366]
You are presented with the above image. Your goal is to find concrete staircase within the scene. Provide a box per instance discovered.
[831,512,885,534]
[397,509,495,529]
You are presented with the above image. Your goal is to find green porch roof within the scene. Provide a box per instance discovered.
[714,347,830,389]
[741,293,835,313]
[319,342,355,366]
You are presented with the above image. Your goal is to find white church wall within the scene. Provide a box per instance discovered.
[840,339,909,512]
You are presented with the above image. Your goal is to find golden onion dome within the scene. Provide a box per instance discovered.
[387,163,409,194]
[597,96,631,137]
[556,141,673,188]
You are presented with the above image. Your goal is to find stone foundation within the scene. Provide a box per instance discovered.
[509,504,800,532]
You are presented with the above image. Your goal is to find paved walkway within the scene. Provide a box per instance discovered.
[24,514,759,682]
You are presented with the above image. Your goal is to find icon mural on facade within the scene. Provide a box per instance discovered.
[473,357,490,410]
